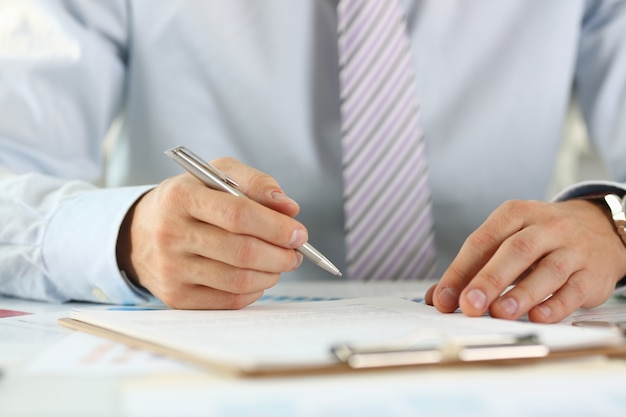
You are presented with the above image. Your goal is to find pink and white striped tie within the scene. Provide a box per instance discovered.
[338,0,437,281]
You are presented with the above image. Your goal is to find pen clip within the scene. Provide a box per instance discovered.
[205,162,239,189]
[166,146,241,190]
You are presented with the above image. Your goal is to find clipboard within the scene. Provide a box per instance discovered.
[332,332,549,369]
[57,296,626,377]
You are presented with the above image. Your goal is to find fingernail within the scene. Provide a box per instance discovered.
[499,297,518,316]
[289,228,307,248]
[438,287,458,310]
[466,289,487,311]
[272,191,297,205]
[535,304,552,319]
[294,252,304,268]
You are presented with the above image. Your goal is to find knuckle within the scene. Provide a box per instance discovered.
[276,221,296,247]
[500,199,524,215]
[212,157,276,192]
[546,296,568,318]
[248,171,271,190]
[545,278,585,318]
[479,269,506,289]
[446,262,470,282]
[501,199,535,214]
[466,229,499,253]
[159,177,189,209]
[233,238,259,266]
[507,235,536,261]
[222,293,252,310]
[547,215,571,236]
[566,276,587,302]
[274,248,300,272]
[230,268,256,294]
[154,257,180,280]
[507,284,537,305]
[212,156,238,168]
[542,256,570,284]
[151,218,177,248]
[158,286,188,308]
[221,199,250,233]
[144,258,185,299]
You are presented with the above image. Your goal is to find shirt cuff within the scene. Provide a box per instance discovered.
[43,185,154,304]
[551,180,626,201]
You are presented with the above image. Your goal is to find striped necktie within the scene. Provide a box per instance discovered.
[338,0,437,281]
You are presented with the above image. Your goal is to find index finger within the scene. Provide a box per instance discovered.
[211,157,301,218]
[187,184,308,250]
[431,200,527,313]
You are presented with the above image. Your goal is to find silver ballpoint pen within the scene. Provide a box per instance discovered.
[165,146,342,276]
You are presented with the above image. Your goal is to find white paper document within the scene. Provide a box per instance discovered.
[65,296,624,374]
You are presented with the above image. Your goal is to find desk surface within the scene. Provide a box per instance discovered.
[2,281,626,417]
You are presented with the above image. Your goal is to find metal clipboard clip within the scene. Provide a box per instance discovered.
[572,320,626,336]
[331,330,549,369]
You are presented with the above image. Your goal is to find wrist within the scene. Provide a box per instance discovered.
[582,193,626,249]
[601,194,626,247]
[577,193,626,289]
[577,193,626,245]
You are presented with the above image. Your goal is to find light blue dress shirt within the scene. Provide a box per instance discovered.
[1,0,625,304]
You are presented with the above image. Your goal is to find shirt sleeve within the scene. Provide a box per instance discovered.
[0,1,148,304]
[575,0,626,182]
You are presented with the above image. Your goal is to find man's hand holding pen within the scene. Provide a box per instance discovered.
[116,157,308,309]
